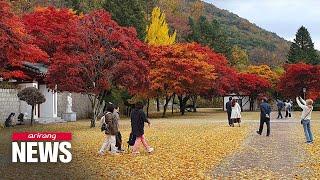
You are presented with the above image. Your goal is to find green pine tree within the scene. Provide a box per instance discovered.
[103,0,147,40]
[287,26,319,65]
[188,16,231,58]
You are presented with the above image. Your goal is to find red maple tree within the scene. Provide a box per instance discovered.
[149,43,217,116]
[277,63,320,100]
[46,10,149,127]
[237,73,272,108]
[23,7,79,59]
[0,1,47,80]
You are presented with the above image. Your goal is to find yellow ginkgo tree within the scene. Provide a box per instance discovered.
[145,7,176,45]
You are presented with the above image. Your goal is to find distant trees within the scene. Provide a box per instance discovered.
[277,63,320,100]
[103,0,147,40]
[230,45,249,71]
[188,16,231,59]
[287,26,319,65]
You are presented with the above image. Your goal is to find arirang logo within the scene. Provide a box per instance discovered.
[12,132,72,163]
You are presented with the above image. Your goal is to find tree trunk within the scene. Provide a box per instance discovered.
[172,94,175,114]
[30,105,34,126]
[91,105,96,128]
[156,98,160,112]
[147,98,150,117]
[178,95,190,115]
[162,96,172,118]
[191,95,197,112]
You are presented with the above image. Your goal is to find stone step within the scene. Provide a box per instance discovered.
[36,117,67,124]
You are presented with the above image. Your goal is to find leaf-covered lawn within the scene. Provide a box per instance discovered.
[0,111,252,179]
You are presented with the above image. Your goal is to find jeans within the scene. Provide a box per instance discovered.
[99,135,117,153]
[258,117,270,136]
[277,109,283,119]
[302,119,313,142]
[227,111,232,125]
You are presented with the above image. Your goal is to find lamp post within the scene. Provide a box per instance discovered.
[303,87,306,100]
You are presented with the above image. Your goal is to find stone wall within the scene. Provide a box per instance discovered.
[0,89,20,123]
[0,89,92,123]
[57,93,92,119]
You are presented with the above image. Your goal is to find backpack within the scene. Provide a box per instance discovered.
[101,112,112,133]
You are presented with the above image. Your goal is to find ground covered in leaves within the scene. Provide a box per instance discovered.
[1,110,319,179]
[0,110,251,179]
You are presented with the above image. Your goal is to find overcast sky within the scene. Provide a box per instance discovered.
[203,0,320,50]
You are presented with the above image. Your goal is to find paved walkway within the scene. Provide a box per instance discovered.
[211,114,314,179]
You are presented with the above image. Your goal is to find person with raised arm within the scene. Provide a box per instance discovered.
[296,96,314,144]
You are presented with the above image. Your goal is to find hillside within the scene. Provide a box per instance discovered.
[9,0,291,66]
[157,0,291,66]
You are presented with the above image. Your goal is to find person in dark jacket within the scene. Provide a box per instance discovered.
[257,98,272,136]
[98,104,119,155]
[276,99,284,119]
[5,113,15,127]
[225,97,233,126]
[130,102,154,155]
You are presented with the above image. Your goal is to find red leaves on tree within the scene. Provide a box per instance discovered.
[46,10,149,96]
[196,45,238,96]
[23,7,79,59]
[149,43,217,97]
[237,73,272,98]
[0,1,47,80]
[277,63,320,100]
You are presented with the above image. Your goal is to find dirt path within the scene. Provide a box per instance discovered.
[211,114,314,179]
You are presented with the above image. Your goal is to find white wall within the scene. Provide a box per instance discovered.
[39,85,57,118]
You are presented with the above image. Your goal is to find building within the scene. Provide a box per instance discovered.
[0,63,91,124]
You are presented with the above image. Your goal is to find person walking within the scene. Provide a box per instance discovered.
[113,104,124,152]
[276,99,284,119]
[226,97,233,126]
[131,102,154,155]
[284,100,292,118]
[230,99,241,127]
[98,104,119,155]
[296,97,314,144]
[257,97,271,136]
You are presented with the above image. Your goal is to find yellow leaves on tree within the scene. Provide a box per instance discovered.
[230,45,249,71]
[145,7,176,46]
[244,65,280,85]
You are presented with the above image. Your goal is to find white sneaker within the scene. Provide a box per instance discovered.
[98,151,105,156]
[147,147,154,153]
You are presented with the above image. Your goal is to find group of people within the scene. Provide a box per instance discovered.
[226,96,315,144]
[4,112,25,127]
[98,102,154,156]
[276,99,293,119]
[225,97,242,127]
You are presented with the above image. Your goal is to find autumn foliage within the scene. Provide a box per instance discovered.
[277,63,320,100]
[23,7,80,60]
[45,10,149,126]
[237,73,272,98]
[245,65,280,85]
[0,1,47,79]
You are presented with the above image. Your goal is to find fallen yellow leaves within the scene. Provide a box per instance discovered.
[0,116,250,179]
